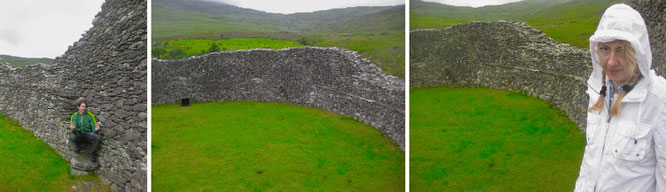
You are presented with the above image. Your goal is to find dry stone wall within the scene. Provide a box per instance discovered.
[0,0,146,191]
[411,21,592,129]
[632,0,666,77]
[152,47,405,150]
[411,6,665,131]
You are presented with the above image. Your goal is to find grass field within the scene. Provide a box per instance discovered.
[152,38,305,59]
[151,4,289,39]
[410,87,584,191]
[152,101,404,191]
[314,32,405,78]
[0,114,109,191]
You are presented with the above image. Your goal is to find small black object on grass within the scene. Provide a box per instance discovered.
[181,98,190,107]
[256,170,263,174]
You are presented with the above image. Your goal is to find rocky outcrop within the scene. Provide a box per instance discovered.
[152,47,405,150]
[411,21,592,130]
[0,0,146,191]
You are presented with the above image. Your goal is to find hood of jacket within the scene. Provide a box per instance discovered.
[587,4,652,96]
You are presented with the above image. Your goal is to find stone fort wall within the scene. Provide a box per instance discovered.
[152,47,405,150]
[632,0,666,77]
[0,0,147,191]
[411,21,591,129]
[410,1,665,131]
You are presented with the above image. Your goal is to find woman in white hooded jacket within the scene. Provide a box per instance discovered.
[574,4,666,192]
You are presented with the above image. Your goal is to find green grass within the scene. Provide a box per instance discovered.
[525,0,624,48]
[410,87,584,191]
[152,101,404,191]
[0,114,110,191]
[152,38,304,59]
[151,5,289,38]
[0,55,53,68]
[313,32,405,78]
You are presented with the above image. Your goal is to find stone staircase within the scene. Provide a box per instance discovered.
[67,141,99,176]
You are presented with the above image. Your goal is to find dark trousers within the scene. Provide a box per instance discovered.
[69,132,101,155]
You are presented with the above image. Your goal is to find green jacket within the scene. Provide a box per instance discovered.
[70,110,97,133]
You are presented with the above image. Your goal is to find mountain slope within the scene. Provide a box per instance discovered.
[153,0,403,37]
[410,0,571,19]
[152,0,405,78]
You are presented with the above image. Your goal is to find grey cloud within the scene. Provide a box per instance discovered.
[0,29,22,47]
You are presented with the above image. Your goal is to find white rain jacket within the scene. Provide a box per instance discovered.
[574,4,666,192]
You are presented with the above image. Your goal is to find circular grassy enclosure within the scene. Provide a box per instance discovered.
[152,101,404,191]
[0,115,109,191]
[410,87,584,191]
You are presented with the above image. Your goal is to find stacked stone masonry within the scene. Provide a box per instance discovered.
[0,0,147,191]
[152,47,405,150]
[632,0,666,77]
[411,1,665,131]
[411,21,592,130]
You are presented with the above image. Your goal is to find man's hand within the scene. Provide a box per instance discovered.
[70,123,75,131]
[95,124,100,131]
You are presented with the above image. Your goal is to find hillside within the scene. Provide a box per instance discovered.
[0,55,53,68]
[410,0,629,48]
[153,0,402,37]
[152,0,405,78]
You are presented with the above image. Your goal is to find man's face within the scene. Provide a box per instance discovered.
[598,40,634,85]
[78,103,87,113]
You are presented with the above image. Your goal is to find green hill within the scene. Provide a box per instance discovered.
[0,55,54,68]
[152,0,405,78]
[410,0,630,48]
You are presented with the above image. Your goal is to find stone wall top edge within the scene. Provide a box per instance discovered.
[411,20,588,53]
[410,20,529,32]
[152,46,359,62]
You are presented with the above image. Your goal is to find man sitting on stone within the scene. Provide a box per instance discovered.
[69,99,101,162]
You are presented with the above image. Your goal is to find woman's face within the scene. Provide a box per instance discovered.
[598,40,633,85]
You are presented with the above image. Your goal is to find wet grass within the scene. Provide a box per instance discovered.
[152,101,404,191]
[0,114,110,191]
[410,87,584,191]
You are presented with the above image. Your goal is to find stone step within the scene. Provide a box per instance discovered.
[67,140,99,176]
[69,153,99,176]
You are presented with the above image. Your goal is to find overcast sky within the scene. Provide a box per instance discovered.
[422,0,524,8]
[0,0,104,58]
[209,0,405,14]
